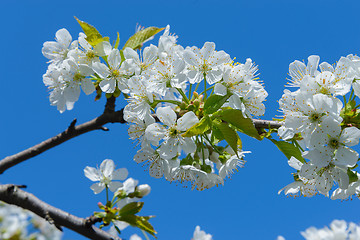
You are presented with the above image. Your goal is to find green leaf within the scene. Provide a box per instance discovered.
[119,215,157,238]
[213,109,261,140]
[213,121,240,154]
[270,139,305,163]
[211,122,225,144]
[182,116,211,137]
[123,27,165,50]
[119,202,144,216]
[204,93,231,114]
[347,169,358,184]
[114,32,120,49]
[74,17,108,46]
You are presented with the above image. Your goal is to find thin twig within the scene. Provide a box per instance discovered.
[0,184,120,240]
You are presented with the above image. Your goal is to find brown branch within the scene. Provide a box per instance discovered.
[0,100,126,174]
[0,96,282,174]
[0,184,120,240]
[252,119,283,129]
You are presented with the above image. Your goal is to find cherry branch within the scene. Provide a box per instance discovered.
[0,96,282,174]
[0,184,120,240]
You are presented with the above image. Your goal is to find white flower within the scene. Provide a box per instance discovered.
[84,159,128,194]
[123,45,158,75]
[63,58,95,95]
[145,106,199,160]
[300,71,351,96]
[92,49,130,93]
[133,147,174,179]
[147,55,187,96]
[284,93,343,149]
[218,150,249,179]
[183,42,231,84]
[42,28,77,66]
[69,32,111,67]
[287,55,320,87]
[304,125,360,168]
[124,76,154,121]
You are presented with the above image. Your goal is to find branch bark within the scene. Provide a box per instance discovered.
[0,96,283,174]
[0,98,125,174]
[0,184,120,240]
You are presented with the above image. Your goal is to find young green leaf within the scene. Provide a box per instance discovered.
[123,27,165,50]
[213,109,261,140]
[74,17,108,46]
[114,32,120,49]
[182,116,211,137]
[270,139,305,163]
[203,93,231,114]
[213,121,240,154]
[119,202,144,216]
[119,215,157,238]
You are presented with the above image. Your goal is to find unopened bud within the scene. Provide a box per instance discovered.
[136,184,151,197]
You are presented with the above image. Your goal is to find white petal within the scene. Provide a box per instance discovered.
[201,42,215,61]
[99,79,116,93]
[108,49,121,69]
[177,111,199,131]
[81,78,95,95]
[100,159,115,177]
[112,168,129,180]
[108,182,123,192]
[90,182,105,194]
[84,167,100,181]
[340,127,360,146]
[156,106,177,127]
[56,28,72,48]
[214,83,227,96]
[92,62,110,79]
[334,147,358,167]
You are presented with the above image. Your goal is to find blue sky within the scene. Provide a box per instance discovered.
[2,0,360,239]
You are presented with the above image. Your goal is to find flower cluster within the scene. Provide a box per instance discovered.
[0,202,62,240]
[278,55,360,199]
[43,23,268,190]
[278,219,360,240]
[84,159,155,237]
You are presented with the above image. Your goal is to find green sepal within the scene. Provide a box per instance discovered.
[270,139,305,163]
[180,154,194,166]
[123,26,165,50]
[203,93,231,114]
[74,17,108,47]
[113,88,121,98]
[119,215,157,238]
[201,164,212,173]
[213,109,261,140]
[119,202,144,216]
[347,169,358,184]
[94,211,106,219]
[213,121,240,155]
[182,116,212,137]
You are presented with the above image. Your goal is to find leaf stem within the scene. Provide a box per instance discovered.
[176,88,190,104]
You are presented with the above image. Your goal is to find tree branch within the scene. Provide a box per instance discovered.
[0,97,282,174]
[0,184,120,240]
[0,100,126,174]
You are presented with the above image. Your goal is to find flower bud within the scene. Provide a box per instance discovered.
[136,184,151,197]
